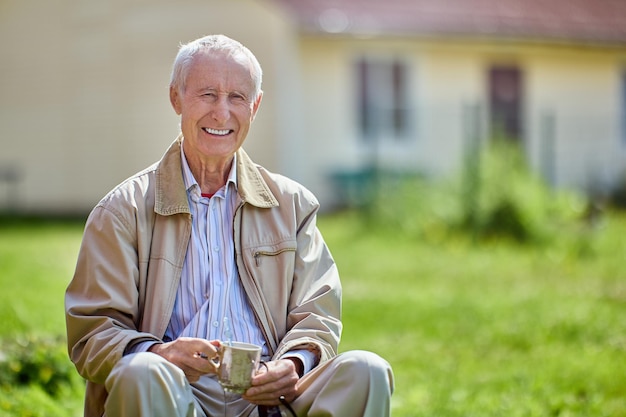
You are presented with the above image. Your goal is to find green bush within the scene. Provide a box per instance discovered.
[462,139,586,244]
[0,335,78,397]
[365,140,587,246]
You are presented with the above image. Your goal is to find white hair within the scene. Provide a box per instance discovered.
[169,34,263,99]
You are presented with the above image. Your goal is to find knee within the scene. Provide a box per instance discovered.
[335,350,394,392]
[106,352,186,392]
[337,350,392,373]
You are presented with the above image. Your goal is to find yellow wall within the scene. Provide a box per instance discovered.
[0,0,290,213]
[2,0,625,213]
[295,36,626,206]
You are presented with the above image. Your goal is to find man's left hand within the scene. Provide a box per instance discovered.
[242,359,300,406]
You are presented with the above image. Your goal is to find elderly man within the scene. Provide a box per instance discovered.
[65,34,394,417]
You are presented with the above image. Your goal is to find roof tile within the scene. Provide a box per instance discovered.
[270,0,626,44]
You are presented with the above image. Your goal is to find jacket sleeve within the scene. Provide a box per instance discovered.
[272,198,343,366]
[65,204,159,384]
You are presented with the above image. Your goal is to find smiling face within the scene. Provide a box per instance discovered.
[170,50,262,166]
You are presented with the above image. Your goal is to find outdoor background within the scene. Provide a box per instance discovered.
[1,0,626,416]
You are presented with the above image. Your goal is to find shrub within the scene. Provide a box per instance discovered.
[0,334,78,397]
[364,140,587,246]
[462,139,586,244]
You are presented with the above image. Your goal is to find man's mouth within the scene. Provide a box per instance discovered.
[203,127,232,136]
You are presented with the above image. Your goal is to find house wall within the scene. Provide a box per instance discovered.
[0,0,292,214]
[525,46,625,192]
[2,0,625,214]
[295,36,626,208]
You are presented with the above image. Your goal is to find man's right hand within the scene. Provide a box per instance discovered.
[149,337,221,382]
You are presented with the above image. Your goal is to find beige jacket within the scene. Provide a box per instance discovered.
[65,137,342,417]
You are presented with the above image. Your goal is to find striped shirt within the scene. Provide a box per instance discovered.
[163,146,268,355]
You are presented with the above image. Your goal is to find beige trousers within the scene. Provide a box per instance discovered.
[105,350,394,417]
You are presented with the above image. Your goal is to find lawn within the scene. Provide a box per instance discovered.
[0,218,86,415]
[0,211,625,416]
[325,212,626,416]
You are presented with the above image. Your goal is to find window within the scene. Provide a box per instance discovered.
[357,57,411,142]
[488,66,524,141]
[622,70,626,146]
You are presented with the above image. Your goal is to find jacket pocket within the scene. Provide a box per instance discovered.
[246,242,297,315]
[246,240,297,288]
[254,246,296,266]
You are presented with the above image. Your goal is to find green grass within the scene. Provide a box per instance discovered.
[326,212,626,416]
[0,218,85,416]
[1,212,625,416]
[0,219,84,337]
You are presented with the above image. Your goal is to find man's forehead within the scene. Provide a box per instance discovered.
[187,53,254,89]
[193,50,251,70]
[192,51,252,75]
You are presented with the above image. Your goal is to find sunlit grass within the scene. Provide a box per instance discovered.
[0,219,83,337]
[0,218,85,416]
[322,211,626,416]
[1,211,625,416]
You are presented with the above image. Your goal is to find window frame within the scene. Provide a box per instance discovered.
[355,55,413,143]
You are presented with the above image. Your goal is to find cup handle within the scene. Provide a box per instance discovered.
[211,346,221,369]
[196,347,221,370]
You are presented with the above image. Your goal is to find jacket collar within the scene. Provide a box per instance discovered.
[235,146,279,209]
[154,135,278,216]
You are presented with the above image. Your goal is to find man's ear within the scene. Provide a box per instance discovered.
[251,90,263,121]
[170,86,182,115]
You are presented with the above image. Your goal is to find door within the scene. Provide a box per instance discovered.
[489,66,523,141]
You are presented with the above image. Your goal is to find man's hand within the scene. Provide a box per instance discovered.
[242,359,300,406]
[148,337,221,382]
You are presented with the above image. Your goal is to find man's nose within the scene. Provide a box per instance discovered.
[210,96,231,123]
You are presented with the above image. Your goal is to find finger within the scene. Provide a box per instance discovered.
[190,340,220,365]
[177,340,220,376]
[244,374,298,403]
[191,339,221,357]
[190,350,222,375]
[251,359,294,385]
[244,387,298,406]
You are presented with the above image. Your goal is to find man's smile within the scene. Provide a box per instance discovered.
[203,127,232,136]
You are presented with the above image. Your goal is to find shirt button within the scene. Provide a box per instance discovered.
[212,321,219,328]
[213,246,220,252]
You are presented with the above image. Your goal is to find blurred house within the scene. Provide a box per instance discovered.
[1,0,625,214]
[0,0,295,214]
[272,0,626,209]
